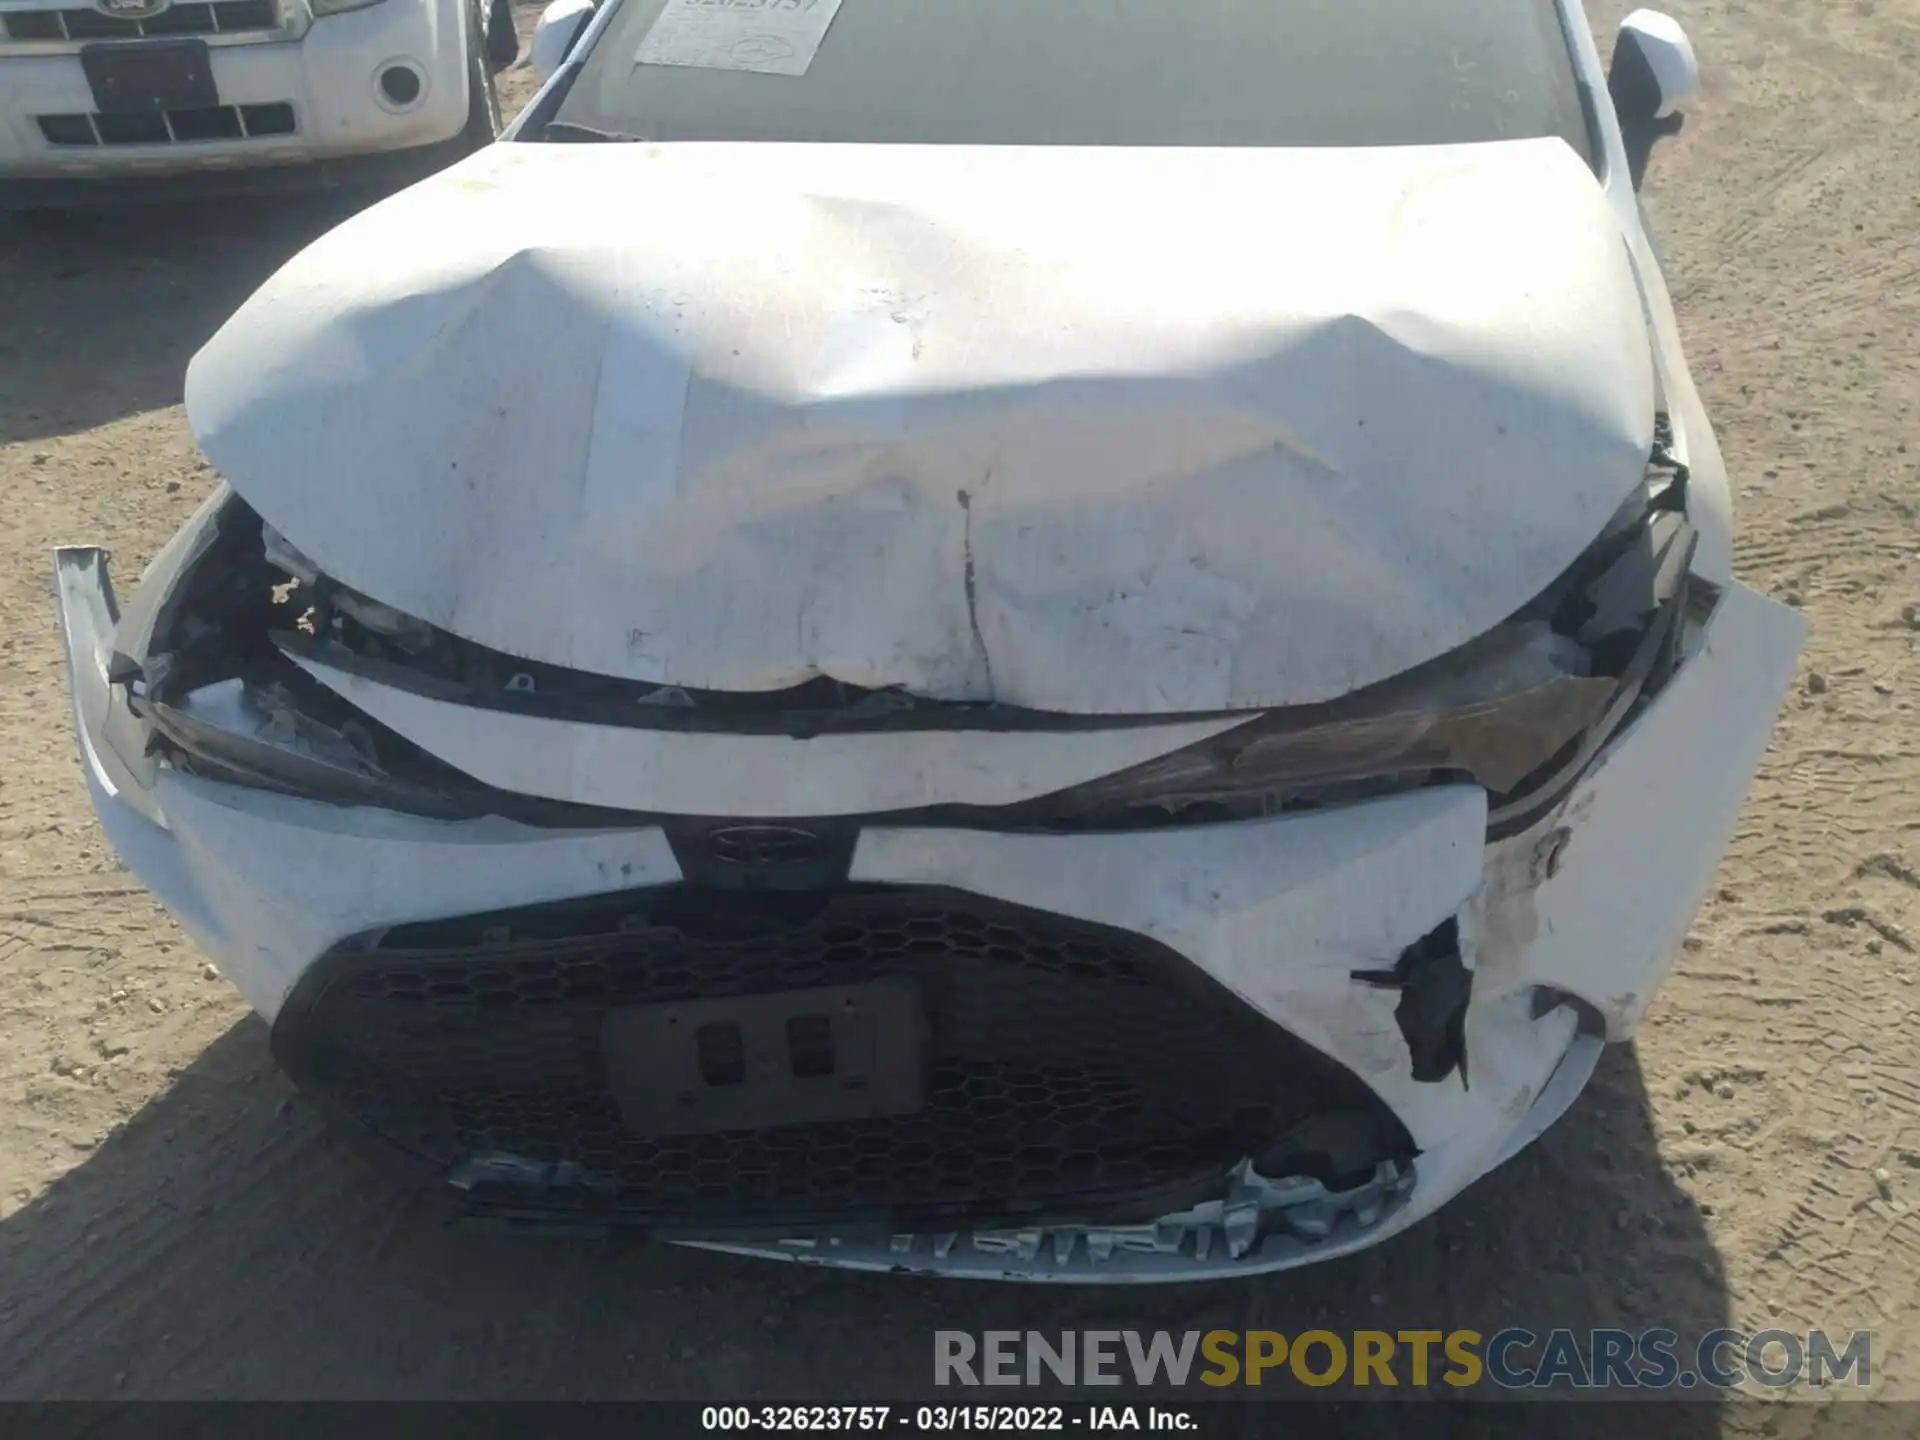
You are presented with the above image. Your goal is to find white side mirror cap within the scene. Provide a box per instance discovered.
[531,0,593,83]
[1618,9,1699,119]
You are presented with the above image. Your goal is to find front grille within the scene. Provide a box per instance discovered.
[37,103,295,146]
[275,885,1410,1231]
[3,0,276,40]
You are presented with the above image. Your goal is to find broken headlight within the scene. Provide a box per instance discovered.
[1023,497,1698,837]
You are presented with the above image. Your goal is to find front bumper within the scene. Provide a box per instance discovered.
[0,127,469,207]
[54,544,1803,1279]
[0,0,470,189]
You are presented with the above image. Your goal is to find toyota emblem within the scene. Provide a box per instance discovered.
[705,825,827,868]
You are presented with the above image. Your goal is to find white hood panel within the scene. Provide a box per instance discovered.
[187,138,1652,714]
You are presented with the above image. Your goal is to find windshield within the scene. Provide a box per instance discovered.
[550,0,1593,161]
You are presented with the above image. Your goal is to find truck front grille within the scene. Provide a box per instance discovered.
[3,0,276,40]
[274,884,1413,1233]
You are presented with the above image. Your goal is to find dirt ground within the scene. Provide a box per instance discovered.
[1,0,1916,1429]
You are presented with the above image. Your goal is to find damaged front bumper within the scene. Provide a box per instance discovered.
[52,496,1803,1280]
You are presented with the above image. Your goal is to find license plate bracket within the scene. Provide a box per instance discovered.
[604,977,928,1138]
[81,39,217,114]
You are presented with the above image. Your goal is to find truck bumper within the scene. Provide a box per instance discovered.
[0,0,473,196]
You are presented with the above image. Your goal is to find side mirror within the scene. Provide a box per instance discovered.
[1609,10,1699,190]
[531,0,593,82]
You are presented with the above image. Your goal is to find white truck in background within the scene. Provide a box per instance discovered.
[0,0,515,206]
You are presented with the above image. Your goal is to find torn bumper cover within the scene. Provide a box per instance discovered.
[53,473,1802,1280]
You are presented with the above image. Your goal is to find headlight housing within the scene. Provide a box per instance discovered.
[1020,494,1699,838]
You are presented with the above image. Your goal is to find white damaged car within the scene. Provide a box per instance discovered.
[57,0,1804,1279]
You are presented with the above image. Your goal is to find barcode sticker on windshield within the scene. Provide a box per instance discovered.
[636,0,847,76]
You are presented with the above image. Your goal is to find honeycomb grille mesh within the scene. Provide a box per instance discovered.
[276,886,1393,1229]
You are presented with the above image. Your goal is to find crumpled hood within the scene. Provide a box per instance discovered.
[186,138,1653,715]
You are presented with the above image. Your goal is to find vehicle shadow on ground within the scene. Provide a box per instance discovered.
[0,1020,1732,1434]
[0,193,378,446]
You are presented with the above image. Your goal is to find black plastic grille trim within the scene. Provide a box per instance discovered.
[36,102,295,145]
[274,885,1412,1232]
[3,0,277,40]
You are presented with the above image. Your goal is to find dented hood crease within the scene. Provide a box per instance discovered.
[186,138,1653,714]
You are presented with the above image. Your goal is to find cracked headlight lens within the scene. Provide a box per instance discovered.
[1029,505,1697,834]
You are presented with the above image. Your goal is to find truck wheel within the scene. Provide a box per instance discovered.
[486,0,519,72]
